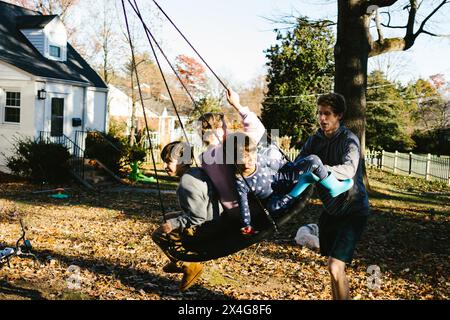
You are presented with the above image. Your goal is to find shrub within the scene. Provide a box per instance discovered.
[125,144,147,164]
[84,132,126,174]
[6,138,71,183]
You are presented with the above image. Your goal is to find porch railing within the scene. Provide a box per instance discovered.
[37,132,85,180]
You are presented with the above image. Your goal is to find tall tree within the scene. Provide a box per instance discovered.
[405,76,449,132]
[366,70,415,151]
[334,0,449,153]
[261,17,335,147]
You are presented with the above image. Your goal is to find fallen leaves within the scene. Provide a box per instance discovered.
[0,168,449,300]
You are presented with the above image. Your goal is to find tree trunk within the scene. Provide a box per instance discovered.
[334,0,371,188]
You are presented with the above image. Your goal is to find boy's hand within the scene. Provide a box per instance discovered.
[226,88,241,110]
[240,226,257,235]
[160,222,173,234]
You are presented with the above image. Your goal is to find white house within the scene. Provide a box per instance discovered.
[108,84,160,136]
[108,84,198,148]
[0,1,108,170]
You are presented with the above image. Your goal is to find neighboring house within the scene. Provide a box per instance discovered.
[108,84,198,148]
[108,84,140,136]
[0,1,108,169]
[141,98,198,148]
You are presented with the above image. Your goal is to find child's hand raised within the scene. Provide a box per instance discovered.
[226,88,241,110]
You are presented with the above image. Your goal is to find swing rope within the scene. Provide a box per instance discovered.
[126,0,207,135]
[151,0,228,90]
[123,0,279,232]
[151,1,291,165]
[127,0,198,167]
[121,0,166,219]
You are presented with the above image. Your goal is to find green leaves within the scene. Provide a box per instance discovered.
[6,139,71,183]
[261,17,334,147]
[366,71,416,152]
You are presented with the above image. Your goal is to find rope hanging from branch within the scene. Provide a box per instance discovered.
[122,0,279,232]
[121,0,166,218]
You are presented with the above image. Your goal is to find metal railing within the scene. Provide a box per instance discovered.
[76,130,122,153]
[37,132,85,180]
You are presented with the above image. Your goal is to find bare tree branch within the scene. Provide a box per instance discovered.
[367,0,399,8]
[381,23,407,28]
[370,0,449,56]
[415,0,449,38]
[374,8,384,42]
[421,29,450,37]
[380,12,406,28]
[405,0,418,41]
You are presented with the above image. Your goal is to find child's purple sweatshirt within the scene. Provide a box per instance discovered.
[200,107,265,217]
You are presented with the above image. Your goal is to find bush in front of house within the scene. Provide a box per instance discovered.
[84,132,126,174]
[6,138,71,183]
[124,144,147,164]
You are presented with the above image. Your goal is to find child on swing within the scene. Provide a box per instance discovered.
[223,132,354,235]
[197,88,268,220]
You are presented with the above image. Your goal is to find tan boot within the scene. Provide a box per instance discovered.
[179,262,204,291]
[162,261,184,273]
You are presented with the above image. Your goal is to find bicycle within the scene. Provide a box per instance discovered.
[0,219,40,268]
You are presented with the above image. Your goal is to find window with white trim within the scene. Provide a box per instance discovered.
[49,45,61,58]
[5,91,21,123]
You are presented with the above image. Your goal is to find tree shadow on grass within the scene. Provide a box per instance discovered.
[255,200,449,298]
[31,248,232,300]
[0,280,46,300]
[368,188,449,210]
[0,185,177,224]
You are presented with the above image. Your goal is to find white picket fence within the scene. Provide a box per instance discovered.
[276,149,450,184]
[145,146,450,185]
[366,150,450,184]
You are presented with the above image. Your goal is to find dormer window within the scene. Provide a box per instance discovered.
[49,45,61,58]
[18,15,67,62]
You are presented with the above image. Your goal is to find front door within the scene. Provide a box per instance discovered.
[50,97,64,137]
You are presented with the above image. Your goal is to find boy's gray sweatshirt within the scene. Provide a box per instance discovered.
[169,167,222,229]
[298,125,370,216]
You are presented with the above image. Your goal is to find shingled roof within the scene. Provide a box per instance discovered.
[16,14,58,29]
[0,1,107,89]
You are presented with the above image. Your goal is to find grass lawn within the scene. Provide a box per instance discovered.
[0,167,448,300]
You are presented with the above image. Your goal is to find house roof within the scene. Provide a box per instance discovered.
[143,97,190,118]
[0,1,107,89]
[16,14,58,28]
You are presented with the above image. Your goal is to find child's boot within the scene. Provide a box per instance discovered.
[180,262,204,291]
[319,172,353,197]
[288,172,321,198]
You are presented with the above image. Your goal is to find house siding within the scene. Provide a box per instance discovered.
[0,65,36,167]
[86,89,107,132]
[20,29,46,56]
[43,18,67,61]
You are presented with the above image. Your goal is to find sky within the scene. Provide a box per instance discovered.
[130,0,450,86]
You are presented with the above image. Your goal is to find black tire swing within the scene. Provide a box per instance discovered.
[121,0,314,262]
